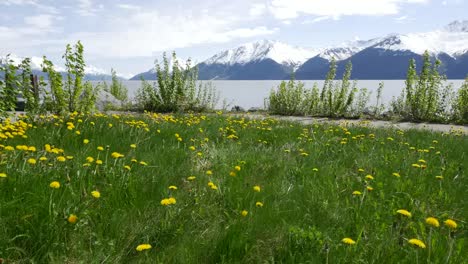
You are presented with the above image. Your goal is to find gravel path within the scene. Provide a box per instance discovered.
[232,113,468,134]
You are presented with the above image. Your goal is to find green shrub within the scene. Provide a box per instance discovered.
[392,51,453,122]
[267,76,308,115]
[0,55,20,118]
[453,77,468,123]
[110,68,128,102]
[135,52,219,112]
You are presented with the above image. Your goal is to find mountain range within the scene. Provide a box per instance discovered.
[1,54,126,81]
[131,20,468,80]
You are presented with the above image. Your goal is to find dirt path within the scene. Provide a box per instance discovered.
[232,113,468,134]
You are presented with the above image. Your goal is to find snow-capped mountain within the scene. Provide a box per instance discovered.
[204,40,320,69]
[1,54,128,80]
[130,20,468,80]
[316,38,383,61]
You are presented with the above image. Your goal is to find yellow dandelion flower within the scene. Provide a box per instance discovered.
[96,160,103,165]
[206,170,213,175]
[49,181,60,188]
[0,173,6,178]
[168,197,176,204]
[418,159,426,163]
[408,239,426,249]
[83,139,89,144]
[234,165,241,171]
[124,165,131,171]
[68,214,78,224]
[130,144,137,148]
[189,146,196,151]
[91,191,101,198]
[358,168,365,172]
[86,157,94,163]
[342,238,356,245]
[27,158,37,165]
[425,217,440,227]
[367,186,374,191]
[39,156,48,161]
[187,176,196,181]
[352,191,362,196]
[396,209,412,218]
[136,244,152,251]
[97,146,104,151]
[256,202,264,207]
[111,152,124,159]
[392,172,401,177]
[229,171,237,177]
[241,210,248,217]
[57,156,66,162]
[444,219,457,229]
[66,156,73,160]
[169,185,178,190]
[312,168,319,172]
[139,161,148,166]
[253,185,261,192]
[435,175,443,180]
[412,164,421,168]
[365,175,374,180]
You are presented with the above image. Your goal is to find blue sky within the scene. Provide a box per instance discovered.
[1,0,466,77]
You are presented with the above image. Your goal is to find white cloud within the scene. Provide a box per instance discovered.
[24,14,54,29]
[117,4,141,10]
[66,10,277,58]
[302,16,331,24]
[269,0,427,20]
[76,0,97,16]
[249,4,266,17]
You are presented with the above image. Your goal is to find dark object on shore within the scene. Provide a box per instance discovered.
[248,107,262,112]
[231,105,245,112]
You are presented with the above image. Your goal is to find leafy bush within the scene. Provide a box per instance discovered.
[267,60,366,118]
[135,52,219,112]
[453,77,468,123]
[109,68,128,102]
[267,76,308,115]
[391,51,454,122]
[0,56,20,118]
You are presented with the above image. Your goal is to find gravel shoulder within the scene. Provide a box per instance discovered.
[232,113,468,134]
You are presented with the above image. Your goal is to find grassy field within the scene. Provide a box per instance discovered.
[0,112,466,263]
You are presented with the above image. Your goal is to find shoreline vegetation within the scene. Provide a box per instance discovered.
[1,42,467,125]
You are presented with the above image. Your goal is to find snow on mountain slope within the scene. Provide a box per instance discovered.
[316,38,382,61]
[204,40,321,69]
[371,20,468,57]
[0,54,128,78]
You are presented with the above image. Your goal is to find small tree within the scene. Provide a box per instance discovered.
[453,77,468,123]
[0,55,19,117]
[110,68,128,102]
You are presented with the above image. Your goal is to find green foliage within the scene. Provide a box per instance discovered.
[110,68,128,102]
[0,55,19,117]
[392,51,453,122]
[267,60,364,118]
[453,77,468,123]
[42,56,67,114]
[79,81,100,112]
[135,51,219,112]
[268,76,308,115]
[63,41,86,112]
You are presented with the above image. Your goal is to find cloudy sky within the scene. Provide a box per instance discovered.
[1,0,466,77]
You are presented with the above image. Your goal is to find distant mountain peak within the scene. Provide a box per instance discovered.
[204,39,320,69]
[444,20,468,33]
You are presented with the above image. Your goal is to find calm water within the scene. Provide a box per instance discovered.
[108,80,465,109]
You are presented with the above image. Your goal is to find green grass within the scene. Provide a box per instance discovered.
[0,113,466,263]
